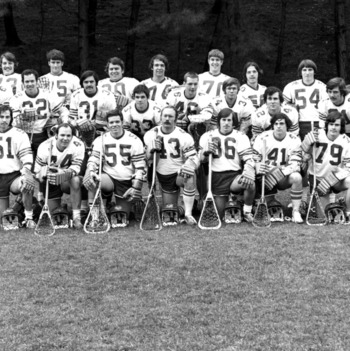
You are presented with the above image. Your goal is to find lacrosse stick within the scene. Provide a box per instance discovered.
[306,122,327,226]
[84,133,110,234]
[253,138,271,228]
[140,130,162,231]
[198,133,221,230]
[34,140,55,237]
[15,108,37,143]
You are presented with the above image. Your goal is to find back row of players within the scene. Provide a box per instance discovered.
[1,49,349,229]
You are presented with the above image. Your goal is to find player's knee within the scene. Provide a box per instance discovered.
[70,175,82,189]
[289,172,302,185]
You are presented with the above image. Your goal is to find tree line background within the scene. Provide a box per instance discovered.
[0,0,349,88]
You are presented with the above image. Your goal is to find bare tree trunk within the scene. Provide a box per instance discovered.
[334,0,347,79]
[78,0,89,72]
[275,0,287,74]
[88,0,97,46]
[3,2,23,46]
[125,0,141,77]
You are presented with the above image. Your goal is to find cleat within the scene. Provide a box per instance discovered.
[243,212,254,223]
[24,219,36,229]
[184,215,197,225]
[292,211,303,224]
[72,218,83,229]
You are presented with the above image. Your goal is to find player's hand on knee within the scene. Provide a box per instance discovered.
[20,168,36,193]
[123,187,141,202]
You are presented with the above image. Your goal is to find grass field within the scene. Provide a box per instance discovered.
[1,219,350,351]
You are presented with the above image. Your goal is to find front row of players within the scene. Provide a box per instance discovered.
[2,104,350,230]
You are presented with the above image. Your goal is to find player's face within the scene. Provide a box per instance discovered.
[107,115,123,137]
[0,110,12,133]
[301,67,314,83]
[273,119,287,139]
[219,114,234,134]
[327,119,342,140]
[152,59,166,78]
[23,74,39,96]
[246,66,258,86]
[184,77,199,98]
[327,87,344,105]
[56,127,73,150]
[83,76,97,95]
[1,57,15,76]
[108,63,123,81]
[208,57,223,74]
[225,84,239,100]
[134,92,148,111]
[266,92,281,113]
[161,107,176,131]
[48,59,64,76]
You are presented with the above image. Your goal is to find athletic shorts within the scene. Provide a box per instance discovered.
[212,170,240,196]
[104,174,132,198]
[299,121,320,141]
[0,171,21,198]
[157,172,179,194]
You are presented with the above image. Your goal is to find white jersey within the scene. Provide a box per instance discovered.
[252,104,299,141]
[199,128,253,172]
[318,95,350,134]
[39,71,80,107]
[0,73,22,95]
[9,89,66,134]
[198,71,230,99]
[253,130,302,169]
[144,126,197,175]
[122,100,161,137]
[141,77,179,108]
[0,127,33,174]
[99,77,139,100]
[34,136,85,175]
[238,83,266,109]
[0,86,13,105]
[68,87,116,122]
[308,130,350,178]
[283,79,327,122]
[87,131,145,181]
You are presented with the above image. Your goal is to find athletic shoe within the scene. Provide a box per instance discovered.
[72,218,83,229]
[25,219,36,229]
[184,215,197,225]
[243,212,254,223]
[292,211,303,224]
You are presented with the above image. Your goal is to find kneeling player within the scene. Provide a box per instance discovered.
[144,106,199,225]
[83,110,146,227]
[34,123,85,229]
[199,108,256,222]
[253,113,303,223]
[0,105,36,229]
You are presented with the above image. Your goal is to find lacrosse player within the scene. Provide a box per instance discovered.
[0,51,22,95]
[122,84,161,139]
[251,86,299,143]
[199,108,256,222]
[0,105,36,228]
[38,49,80,109]
[143,105,199,225]
[253,113,304,223]
[237,61,266,109]
[34,123,85,229]
[141,54,178,108]
[83,110,146,227]
[198,49,231,99]
[210,77,255,134]
[302,111,350,222]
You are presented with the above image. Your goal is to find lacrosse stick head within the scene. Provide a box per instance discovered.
[140,193,162,231]
[224,198,243,224]
[161,203,179,226]
[268,199,284,222]
[15,108,37,134]
[109,204,129,228]
[84,199,111,234]
[77,119,96,149]
[131,199,145,222]
[34,205,55,236]
[306,192,328,226]
[325,202,346,224]
[252,199,271,228]
[52,205,70,229]
[38,76,51,91]
[198,197,221,229]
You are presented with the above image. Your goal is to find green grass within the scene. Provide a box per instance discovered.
[1,221,350,350]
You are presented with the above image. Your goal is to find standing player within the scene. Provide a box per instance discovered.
[302,111,350,221]
[238,61,266,109]
[99,57,139,101]
[211,77,255,134]
[141,54,178,108]
[39,49,80,109]
[0,51,22,95]
[144,106,199,225]
[83,110,146,227]
[252,86,299,142]
[122,84,161,139]
[198,49,231,99]
[0,105,36,228]
[283,59,327,140]
[34,123,85,229]
[199,108,256,221]
[253,113,303,223]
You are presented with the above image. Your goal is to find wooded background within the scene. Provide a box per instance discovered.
[0,0,349,88]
